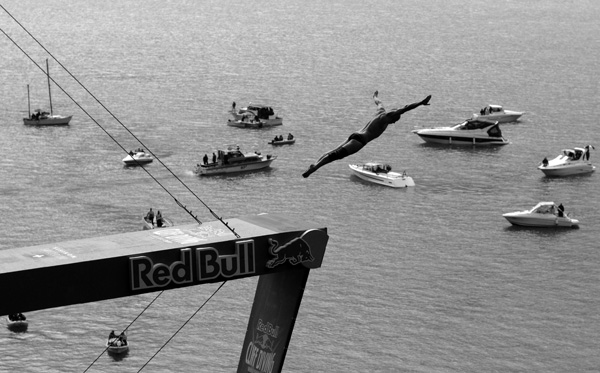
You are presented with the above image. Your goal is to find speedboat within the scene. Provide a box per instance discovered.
[538,146,595,177]
[228,103,283,126]
[349,163,415,188]
[123,150,154,165]
[472,105,524,123]
[194,145,276,176]
[503,202,579,228]
[412,118,510,145]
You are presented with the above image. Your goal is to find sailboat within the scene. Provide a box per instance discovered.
[23,59,72,125]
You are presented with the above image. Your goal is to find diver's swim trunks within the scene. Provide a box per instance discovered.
[347,132,368,146]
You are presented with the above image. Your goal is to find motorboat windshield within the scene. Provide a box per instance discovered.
[363,162,391,173]
[530,202,557,214]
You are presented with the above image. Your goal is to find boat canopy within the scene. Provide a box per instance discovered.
[531,202,557,214]
[458,119,498,130]
[364,162,391,173]
[243,105,275,119]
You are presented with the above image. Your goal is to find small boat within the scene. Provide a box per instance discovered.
[472,104,524,123]
[268,137,295,145]
[123,150,154,165]
[412,118,510,145]
[142,215,174,230]
[194,145,276,176]
[23,59,72,126]
[107,337,129,354]
[349,163,415,188]
[503,202,579,228]
[6,314,28,330]
[538,146,595,177]
[229,102,283,126]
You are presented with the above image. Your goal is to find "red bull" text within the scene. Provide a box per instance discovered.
[130,240,256,291]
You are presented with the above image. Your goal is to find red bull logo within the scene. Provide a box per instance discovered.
[245,319,281,373]
[130,240,255,291]
[266,237,314,269]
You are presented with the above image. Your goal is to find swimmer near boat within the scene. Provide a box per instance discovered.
[302,91,431,178]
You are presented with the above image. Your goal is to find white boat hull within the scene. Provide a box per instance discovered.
[23,115,72,126]
[414,132,510,145]
[503,213,579,227]
[227,119,282,128]
[349,164,415,188]
[196,158,275,175]
[123,153,154,165]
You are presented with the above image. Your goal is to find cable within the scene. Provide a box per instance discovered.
[82,291,165,373]
[137,281,228,372]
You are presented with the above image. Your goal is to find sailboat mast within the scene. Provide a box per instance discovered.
[46,59,53,116]
[27,84,31,118]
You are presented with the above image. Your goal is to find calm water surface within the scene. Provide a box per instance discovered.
[1,0,600,372]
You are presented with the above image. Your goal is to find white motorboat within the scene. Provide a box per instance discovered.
[412,118,510,145]
[123,150,154,165]
[472,104,524,123]
[503,202,579,228]
[23,59,72,126]
[194,145,276,176]
[349,163,415,188]
[228,103,283,126]
[538,146,595,177]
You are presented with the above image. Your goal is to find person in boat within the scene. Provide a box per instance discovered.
[542,157,548,167]
[156,210,163,227]
[584,145,594,161]
[302,91,431,178]
[118,332,128,346]
[558,203,565,217]
[212,152,217,163]
[287,133,294,140]
[146,208,154,227]
[203,154,209,165]
[108,330,117,340]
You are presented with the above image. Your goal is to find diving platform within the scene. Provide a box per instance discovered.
[0,213,329,373]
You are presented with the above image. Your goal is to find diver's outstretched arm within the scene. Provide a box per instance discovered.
[302,139,364,178]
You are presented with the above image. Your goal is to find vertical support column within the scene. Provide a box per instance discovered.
[237,267,310,373]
